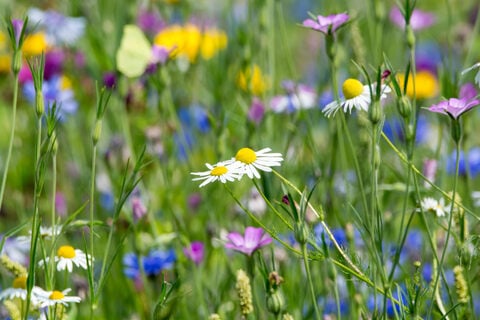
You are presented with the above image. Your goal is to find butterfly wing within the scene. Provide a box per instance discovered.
[116,25,152,78]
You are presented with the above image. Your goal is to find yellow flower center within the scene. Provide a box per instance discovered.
[13,275,27,289]
[211,166,228,176]
[49,290,65,300]
[57,245,76,259]
[235,148,257,164]
[342,79,364,99]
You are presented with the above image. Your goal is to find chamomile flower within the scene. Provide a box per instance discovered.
[0,275,44,305]
[234,147,283,179]
[36,288,81,308]
[420,197,446,217]
[191,161,243,188]
[42,245,90,272]
[323,78,391,118]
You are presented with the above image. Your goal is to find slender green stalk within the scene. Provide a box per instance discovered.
[252,180,292,229]
[25,117,44,320]
[0,72,19,209]
[88,144,97,319]
[428,142,460,318]
[48,142,58,291]
[301,243,321,319]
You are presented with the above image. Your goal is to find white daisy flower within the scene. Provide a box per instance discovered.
[191,161,244,188]
[17,225,62,244]
[420,197,446,217]
[35,288,81,308]
[233,147,283,179]
[323,78,391,118]
[0,275,44,306]
[46,245,90,272]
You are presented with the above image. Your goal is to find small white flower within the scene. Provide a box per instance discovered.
[420,197,446,217]
[42,245,91,272]
[17,225,62,245]
[35,288,81,308]
[233,147,284,179]
[191,161,244,188]
[323,78,391,118]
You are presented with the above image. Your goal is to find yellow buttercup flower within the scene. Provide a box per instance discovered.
[22,32,48,56]
[154,24,202,63]
[237,64,268,96]
[397,70,438,100]
[0,31,7,51]
[201,28,228,60]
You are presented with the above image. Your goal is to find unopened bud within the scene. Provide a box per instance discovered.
[92,120,103,145]
[369,101,381,124]
[398,96,412,119]
[294,222,309,245]
[266,290,285,315]
[35,91,44,117]
[12,50,22,74]
[406,25,416,48]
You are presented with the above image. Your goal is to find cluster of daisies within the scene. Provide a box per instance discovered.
[0,225,92,312]
[191,147,283,187]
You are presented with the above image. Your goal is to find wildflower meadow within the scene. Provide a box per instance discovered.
[2,0,480,319]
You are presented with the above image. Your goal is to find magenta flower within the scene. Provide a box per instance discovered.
[389,6,436,30]
[225,227,272,256]
[428,98,480,119]
[459,83,478,101]
[248,97,265,125]
[302,13,349,35]
[183,241,205,265]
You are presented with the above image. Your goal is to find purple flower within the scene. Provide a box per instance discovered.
[183,241,205,265]
[248,97,265,124]
[131,196,147,221]
[459,83,478,101]
[428,98,480,119]
[137,8,165,35]
[302,13,349,35]
[225,226,272,256]
[103,72,117,89]
[12,19,24,45]
[389,6,436,30]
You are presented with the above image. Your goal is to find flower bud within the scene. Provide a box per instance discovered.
[450,119,462,143]
[369,101,381,124]
[92,120,103,145]
[406,25,416,48]
[294,222,309,245]
[12,50,22,75]
[266,290,285,315]
[35,91,44,117]
[397,96,412,119]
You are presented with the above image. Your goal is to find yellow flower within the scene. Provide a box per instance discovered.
[60,75,72,90]
[0,54,11,73]
[238,64,268,96]
[22,32,48,56]
[397,70,438,100]
[201,28,227,60]
[154,24,202,63]
[0,31,7,51]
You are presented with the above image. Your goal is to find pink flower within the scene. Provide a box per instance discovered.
[428,98,480,119]
[183,241,205,265]
[302,13,349,35]
[390,6,436,30]
[225,227,272,256]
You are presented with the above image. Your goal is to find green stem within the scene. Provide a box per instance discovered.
[48,149,58,291]
[428,142,460,318]
[301,243,321,319]
[25,117,43,320]
[89,144,97,319]
[0,71,19,209]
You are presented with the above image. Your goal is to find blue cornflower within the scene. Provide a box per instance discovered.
[123,249,176,279]
[446,147,480,176]
[383,114,430,144]
[23,76,78,120]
